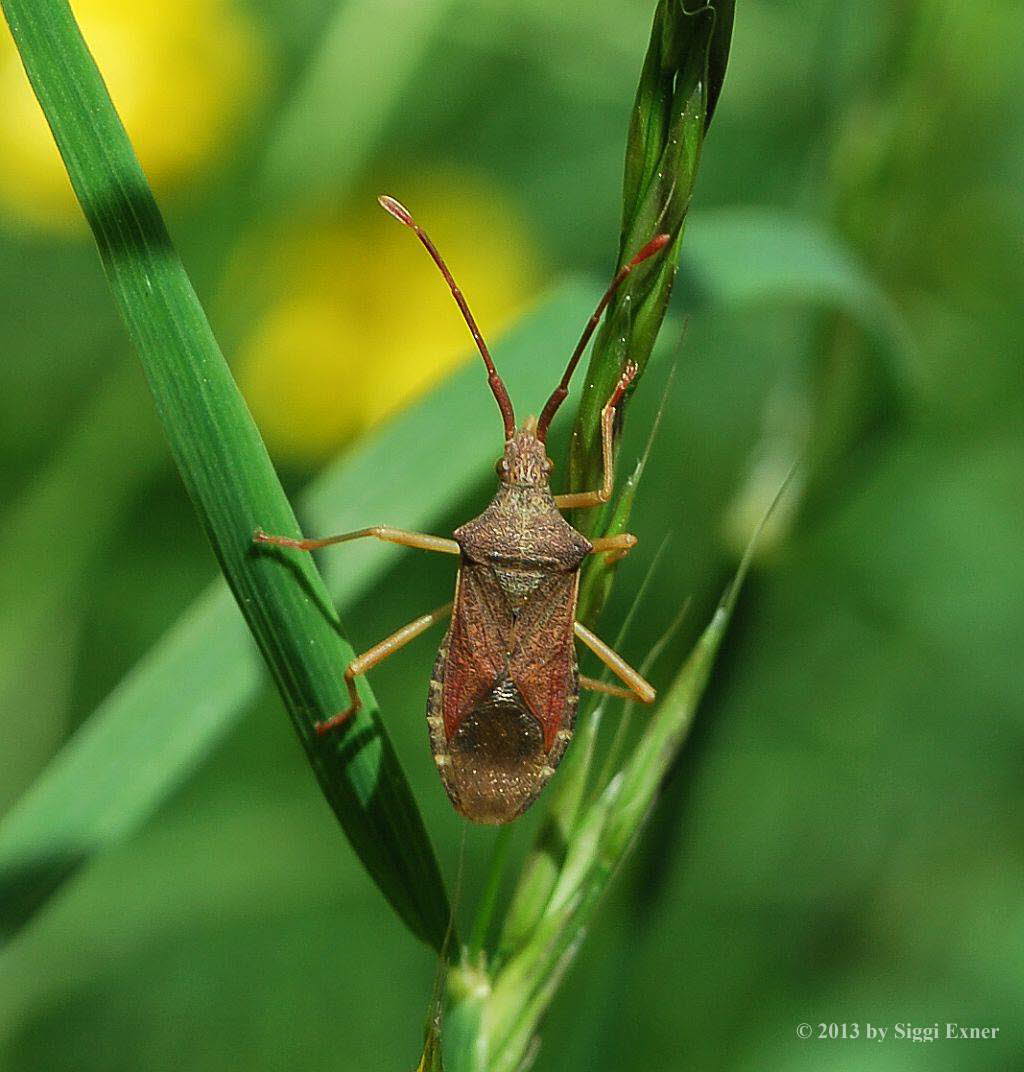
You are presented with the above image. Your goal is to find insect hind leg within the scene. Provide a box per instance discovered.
[315,602,453,735]
[579,675,636,700]
[573,620,655,704]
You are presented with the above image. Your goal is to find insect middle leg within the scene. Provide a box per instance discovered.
[553,361,639,511]
[316,602,453,735]
[254,525,459,555]
[574,620,656,704]
[589,532,638,564]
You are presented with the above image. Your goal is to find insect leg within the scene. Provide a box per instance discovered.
[553,361,638,511]
[573,621,656,704]
[315,602,454,735]
[578,676,636,700]
[255,526,459,555]
[589,532,637,564]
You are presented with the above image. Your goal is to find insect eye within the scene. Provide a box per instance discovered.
[496,458,510,477]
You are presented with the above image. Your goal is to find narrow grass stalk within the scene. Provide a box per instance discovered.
[439,7,736,1066]
[594,593,691,792]
[494,531,672,961]
[481,467,797,1072]
[0,0,449,949]
[494,0,734,988]
[569,0,734,533]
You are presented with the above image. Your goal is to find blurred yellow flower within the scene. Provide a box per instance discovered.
[236,174,542,465]
[0,0,263,228]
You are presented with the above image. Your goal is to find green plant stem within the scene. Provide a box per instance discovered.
[467,826,514,960]
[494,1,734,966]
[494,528,672,960]
[483,467,796,1072]
[569,0,733,529]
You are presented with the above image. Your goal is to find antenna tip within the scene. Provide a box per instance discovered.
[378,194,414,226]
[630,232,672,266]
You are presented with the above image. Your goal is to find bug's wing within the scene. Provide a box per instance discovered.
[442,562,512,737]
[508,572,579,751]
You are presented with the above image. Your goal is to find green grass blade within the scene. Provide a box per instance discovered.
[0,0,447,785]
[0,367,161,810]
[0,283,594,944]
[0,0,448,947]
[501,6,736,963]
[466,825,514,960]
[685,207,911,536]
[575,361,677,627]
[593,591,691,793]
[703,0,735,129]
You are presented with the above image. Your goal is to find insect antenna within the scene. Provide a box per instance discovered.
[379,194,517,440]
[536,231,671,442]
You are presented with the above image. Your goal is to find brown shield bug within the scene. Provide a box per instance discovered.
[256,195,667,823]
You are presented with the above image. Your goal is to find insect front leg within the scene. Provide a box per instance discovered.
[315,602,453,735]
[573,620,656,704]
[553,361,639,511]
[254,525,459,555]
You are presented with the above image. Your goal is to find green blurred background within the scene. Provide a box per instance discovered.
[1,0,1022,1069]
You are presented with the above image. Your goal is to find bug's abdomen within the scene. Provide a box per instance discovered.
[427,636,578,824]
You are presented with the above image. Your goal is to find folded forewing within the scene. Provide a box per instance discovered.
[508,572,579,751]
[442,563,512,737]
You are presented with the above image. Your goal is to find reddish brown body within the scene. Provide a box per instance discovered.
[428,430,592,822]
[254,194,664,824]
